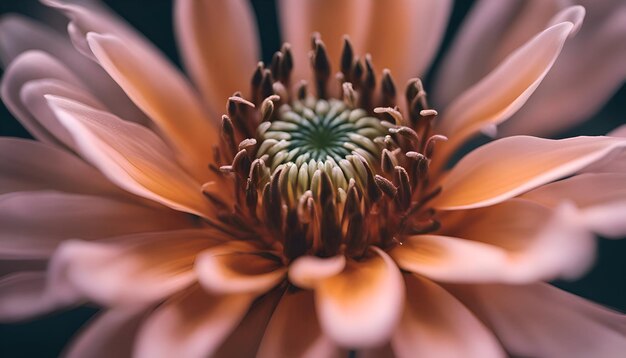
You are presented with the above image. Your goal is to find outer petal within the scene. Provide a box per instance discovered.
[196,241,286,295]
[46,95,214,218]
[523,173,626,238]
[175,0,259,112]
[0,191,193,259]
[278,0,370,82]
[64,306,149,358]
[583,125,626,173]
[50,229,222,306]
[432,136,626,210]
[315,247,404,348]
[257,290,344,358]
[86,33,216,179]
[392,275,504,358]
[0,272,71,322]
[392,201,594,283]
[435,19,578,160]
[0,138,117,196]
[449,283,626,358]
[134,285,253,358]
[0,14,149,124]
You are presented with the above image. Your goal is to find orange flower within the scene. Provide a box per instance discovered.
[1,1,625,357]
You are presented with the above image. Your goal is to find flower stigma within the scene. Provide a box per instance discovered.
[208,34,446,262]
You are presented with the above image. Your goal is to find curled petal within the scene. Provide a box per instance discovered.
[288,255,346,289]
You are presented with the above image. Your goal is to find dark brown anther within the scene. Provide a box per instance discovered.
[296,80,308,100]
[245,178,258,219]
[345,212,366,257]
[352,57,364,88]
[364,54,376,90]
[394,166,412,211]
[266,171,284,231]
[312,38,331,99]
[261,69,275,99]
[251,62,264,104]
[381,69,397,107]
[406,151,428,186]
[249,158,267,186]
[360,157,382,203]
[374,175,397,198]
[260,96,276,122]
[389,126,420,144]
[405,78,419,107]
[340,35,354,80]
[272,82,288,101]
[271,51,283,80]
[425,134,448,158]
[232,149,252,178]
[280,43,294,85]
[320,199,341,257]
[318,170,335,204]
[343,184,361,218]
[297,191,314,223]
[381,149,396,175]
[221,115,237,159]
[284,209,308,260]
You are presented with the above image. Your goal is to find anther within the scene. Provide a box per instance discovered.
[374,175,397,198]
[340,36,354,80]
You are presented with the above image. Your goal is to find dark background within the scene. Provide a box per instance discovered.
[0,0,624,356]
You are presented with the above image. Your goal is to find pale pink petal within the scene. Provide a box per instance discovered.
[288,255,346,289]
[435,19,578,160]
[196,241,286,295]
[86,33,216,180]
[391,274,504,358]
[524,173,626,238]
[278,0,370,82]
[0,138,117,196]
[258,290,344,358]
[0,272,72,322]
[392,201,594,283]
[449,283,626,357]
[175,0,259,112]
[364,0,452,83]
[315,247,404,348]
[46,95,214,218]
[64,306,149,358]
[134,286,254,358]
[432,136,626,210]
[582,125,626,174]
[50,229,223,306]
[0,191,194,259]
[0,14,150,124]
[501,6,626,137]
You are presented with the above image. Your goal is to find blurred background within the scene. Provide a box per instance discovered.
[0,0,624,356]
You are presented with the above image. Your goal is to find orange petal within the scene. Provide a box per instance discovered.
[315,247,404,348]
[432,136,626,210]
[288,255,346,289]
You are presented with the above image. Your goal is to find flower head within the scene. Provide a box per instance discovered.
[1,0,625,357]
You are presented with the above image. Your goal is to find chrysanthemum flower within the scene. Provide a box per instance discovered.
[1,0,625,357]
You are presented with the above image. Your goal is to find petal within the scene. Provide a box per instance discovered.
[175,0,259,112]
[0,272,70,322]
[196,242,286,295]
[51,229,222,306]
[0,138,117,196]
[278,0,370,82]
[392,201,595,283]
[432,136,626,210]
[86,33,216,179]
[436,19,578,159]
[0,191,193,259]
[46,95,214,218]
[364,0,452,83]
[288,255,346,289]
[582,125,626,174]
[315,247,404,348]
[0,14,149,125]
[450,283,626,358]
[64,306,149,358]
[523,173,626,238]
[134,285,253,358]
[391,275,504,358]
[258,290,344,358]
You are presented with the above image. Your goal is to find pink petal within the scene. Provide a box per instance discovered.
[0,191,193,259]
[432,136,626,210]
[257,290,344,358]
[436,18,579,161]
[288,255,346,289]
[86,33,216,180]
[524,173,626,238]
[46,95,214,218]
[175,0,260,113]
[391,274,504,358]
[315,247,404,348]
[134,286,254,358]
[196,241,286,295]
[0,14,150,125]
[50,229,222,306]
[0,138,118,196]
[450,283,626,357]
[583,125,626,174]
[392,200,595,283]
[64,306,150,358]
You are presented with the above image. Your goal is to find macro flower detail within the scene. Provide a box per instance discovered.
[0,0,625,357]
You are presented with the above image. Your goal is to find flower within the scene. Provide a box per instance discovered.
[1,0,625,357]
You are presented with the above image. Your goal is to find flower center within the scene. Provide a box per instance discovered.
[205,34,445,261]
